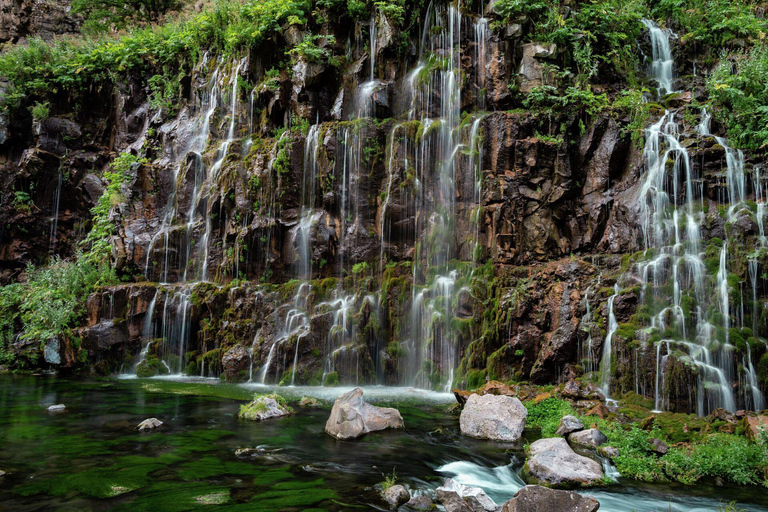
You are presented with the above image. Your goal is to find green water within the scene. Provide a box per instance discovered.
[0,375,766,512]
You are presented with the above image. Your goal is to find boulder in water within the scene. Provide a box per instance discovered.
[459,393,527,442]
[239,395,291,421]
[555,415,584,436]
[137,418,163,430]
[48,404,65,411]
[0,469,6,477]
[568,428,607,448]
[525,438,604,487]
[436,478,500,512]
[501,485,599,512]
[298,395,322,407]
[324,388,404,439]
[402,495,436,511]
[381,484,410,509]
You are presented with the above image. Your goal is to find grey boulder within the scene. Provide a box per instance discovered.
[382,484,410,509]
[401,495,435,511]
[48,404,66,411]
[556,415,584,437]
[324,388,404,440]
[569,428,607,448]
[459,394,527,442]
[525,438,604,487]
[501,485,600,512]
[436,478,500,512]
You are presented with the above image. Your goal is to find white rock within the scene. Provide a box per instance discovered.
[137,418,163,430]
[324,388,404,440]
[526,438,604,487]
[48,404,65,411]
[459,394,527,442]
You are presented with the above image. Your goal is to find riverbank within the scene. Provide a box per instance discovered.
[0,375,766,512]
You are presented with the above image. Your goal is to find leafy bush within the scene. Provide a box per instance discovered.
[81,153,139,263]
[523,397,575,437]
[18,257,116,344]
[651,0,767,48]
[709,44,768,151]
[72,0,183,33]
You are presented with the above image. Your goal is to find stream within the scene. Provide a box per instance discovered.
[0,375,766,511]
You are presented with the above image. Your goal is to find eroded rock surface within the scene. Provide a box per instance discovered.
[324,388,403,439]
[525,438,604,487]
[501,485,599,512]
[460,393,528,442]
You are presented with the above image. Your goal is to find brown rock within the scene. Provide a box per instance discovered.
[743,415,768,441]
[648,438,668,455]
[478,380,515,397]
[586,403,610,419]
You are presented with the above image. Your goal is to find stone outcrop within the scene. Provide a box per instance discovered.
[0,0,81,44]
[324,388,403,439]
[436,479,500,512]
[381,484,410,509]
[556,415,584,437]
[525,438,604,487]
[501,485,599,512]
[459,393,528,442]
[568,429,607,448]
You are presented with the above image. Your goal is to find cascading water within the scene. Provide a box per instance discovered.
[599,284,619,399]
[131,57,246,377]
[631,20,764,414]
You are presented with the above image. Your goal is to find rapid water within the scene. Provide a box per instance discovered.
[2,376,766,512]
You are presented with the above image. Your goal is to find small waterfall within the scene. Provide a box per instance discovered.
[641,20,675,96]
[633,20,755,414]
[49,159,64,255]
[473,16,489,110]
[131,290,158,374]
[599,284,619,399]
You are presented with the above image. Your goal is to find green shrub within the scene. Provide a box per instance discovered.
[709,44,768,151]
[524,397,575,437]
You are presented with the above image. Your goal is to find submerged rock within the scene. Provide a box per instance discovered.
[299,395,322,407]
[525,438,604,487]
[137,418,163,430]
[436,478,500,512]
[401,495,435,511]
[501,485,599,512]
[382,484,410,509]
[568,428,607,448]
[459,393,527,442]
[324,388,404,440]
[47,404,66,411]
[239,395,290,421]
[555,415,584,436]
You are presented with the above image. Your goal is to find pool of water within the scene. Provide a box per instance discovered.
[0,375,766,511]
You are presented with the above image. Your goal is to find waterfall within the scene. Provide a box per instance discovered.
[641,20,675,96]
[49,158,64,255]
[633,20,764,414]
[599,284,619,399]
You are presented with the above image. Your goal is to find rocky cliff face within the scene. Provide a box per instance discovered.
[0,0,80,44]
[1,1,766,415]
